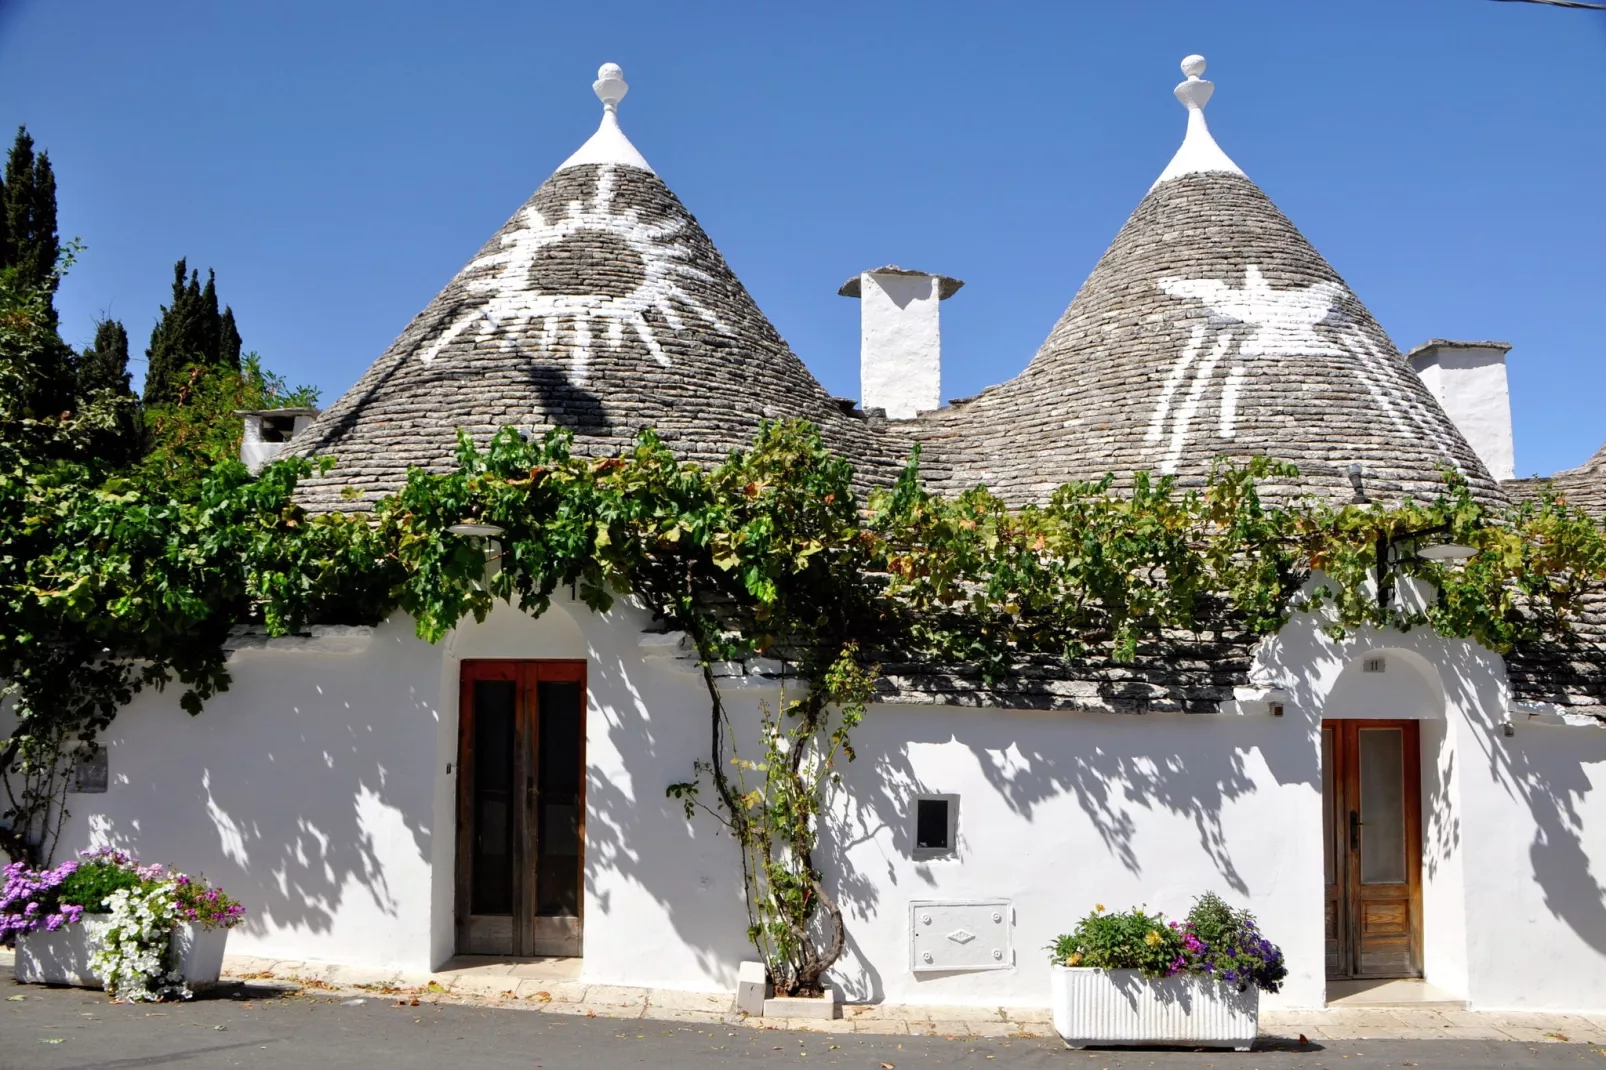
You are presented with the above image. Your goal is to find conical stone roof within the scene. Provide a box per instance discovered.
[291,64,903,511]
[916,56,1501,507]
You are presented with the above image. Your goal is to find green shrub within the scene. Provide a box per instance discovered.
[1046,905,1182,978]
[56,860,147,914]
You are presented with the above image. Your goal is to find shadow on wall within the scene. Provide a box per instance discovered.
[1464,686,1606,958]
[573,625,755,989]
[1262,620,1606,962]
[70,624,438,956]
[817,707,1320,1001]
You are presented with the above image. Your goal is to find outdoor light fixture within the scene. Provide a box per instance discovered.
[446,521,506,538]
[1376,523,1479,608]
[1416,542,1478,562]
[1502,721,1516,738]
[1346,463,1368,504]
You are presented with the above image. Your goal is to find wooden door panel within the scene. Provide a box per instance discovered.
[1358,898,1413,976]
[457,659,587,958]
[1324,720,1422,981]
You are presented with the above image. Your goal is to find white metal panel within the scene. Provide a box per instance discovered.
[908,900,1013,972]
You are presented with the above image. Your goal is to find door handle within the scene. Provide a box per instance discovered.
[1349,810,1361,851]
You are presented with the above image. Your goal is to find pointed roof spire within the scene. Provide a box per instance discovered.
[559,63,654,174]
[1151,54,1244,190]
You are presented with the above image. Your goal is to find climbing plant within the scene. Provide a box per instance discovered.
[4,414,1606,995]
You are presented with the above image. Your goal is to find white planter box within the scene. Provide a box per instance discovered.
[14,917,232,990]
[1050,966,1258,1051]
[14,914,111,986]
[170,922,231,989]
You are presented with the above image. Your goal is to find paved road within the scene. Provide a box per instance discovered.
[3,980,1603,1070]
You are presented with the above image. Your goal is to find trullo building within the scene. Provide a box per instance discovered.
[35,58,1606,1013]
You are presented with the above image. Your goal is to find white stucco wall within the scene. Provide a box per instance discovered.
[858,272,941,419]
[24,596,1606,1011]
[1259,615,1606,1011]
[820,703,1324,1008]
[48,617,448,972]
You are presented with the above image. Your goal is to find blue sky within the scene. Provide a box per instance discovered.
[2,0,1602,477]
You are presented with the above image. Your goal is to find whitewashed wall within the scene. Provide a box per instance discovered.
[49,617,446,972]
[821,703,1322,1007]
[25,596,1606,1011]
[1259,615,1606,1011]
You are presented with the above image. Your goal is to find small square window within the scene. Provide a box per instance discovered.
[72,746,108,794]
[912,795,958,860]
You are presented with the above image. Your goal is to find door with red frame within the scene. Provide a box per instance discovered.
[456,660,586,957]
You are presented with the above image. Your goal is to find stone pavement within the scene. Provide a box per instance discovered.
[212,953,1606,1044]
[7,947,1606,1045]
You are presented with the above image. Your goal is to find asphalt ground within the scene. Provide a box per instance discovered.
[3,980,1604,1070]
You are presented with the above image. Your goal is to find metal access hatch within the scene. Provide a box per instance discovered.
[909,899,1014,973]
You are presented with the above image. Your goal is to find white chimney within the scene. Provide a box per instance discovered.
[839,266,963,419]
[1406,340,1515,481]
[236,407,319,475]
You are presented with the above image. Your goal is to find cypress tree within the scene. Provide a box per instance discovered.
[75,317,144,467]
[78,319,133,397]
[1,127,61,304]
[143,259,244,407]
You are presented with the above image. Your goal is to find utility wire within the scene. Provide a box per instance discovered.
[1489,0,1606,10]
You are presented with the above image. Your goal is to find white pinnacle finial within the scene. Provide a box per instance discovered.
[1174,55,1214,110]
[1151,53,1243,190]
[594,63,628,111]
[558,61,654,174]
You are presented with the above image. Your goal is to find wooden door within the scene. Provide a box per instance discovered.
[1323,720,1422,979]
[456,660,586,957]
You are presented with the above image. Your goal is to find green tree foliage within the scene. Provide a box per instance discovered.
[74,319,143,468]
[142,260,243,408]
[0,250,93,458]
[0,127,72,419]
[141,353,318,484]
[1,127,60,306]
[77,319,131,397]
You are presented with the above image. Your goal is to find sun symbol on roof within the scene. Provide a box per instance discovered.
[415,164,729,379]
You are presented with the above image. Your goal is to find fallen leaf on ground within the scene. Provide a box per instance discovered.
[6,995,25,1001]
[40,1039,63,1045]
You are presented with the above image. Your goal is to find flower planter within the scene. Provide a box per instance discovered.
[14,917,231,990]
[1050,966,1258,1051]
[170,922,231,989]
[14,914,111,986]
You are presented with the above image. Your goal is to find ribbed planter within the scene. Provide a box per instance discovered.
[14,918,231,990]
[1049,966,1258,1051]
[14,914,111,986]
[170,922,231,989]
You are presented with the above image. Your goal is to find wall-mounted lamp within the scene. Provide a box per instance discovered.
[1416,542,1478,563]
[1346,463,1369,504]
[1501,721,1516,738]
[1377,523,1479,609]
[447,520,506,564]
[446,521,505,538]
